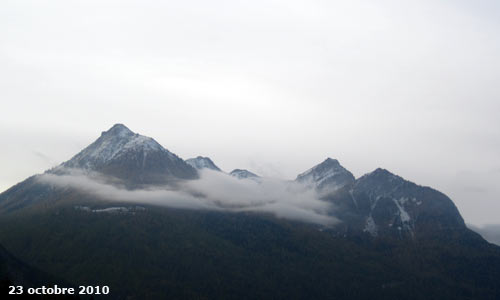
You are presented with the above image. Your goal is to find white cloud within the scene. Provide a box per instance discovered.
[37,169,336,226]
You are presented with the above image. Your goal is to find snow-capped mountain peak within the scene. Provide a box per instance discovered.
[354,168,406,194]
[296,158,355,192]
[103,123,134,138]
[186,156,221,171]
[230,169,259,180]
[347,167,464,238]
[62,124,168,170]
[363,168,402,181]
[55,124,198,184]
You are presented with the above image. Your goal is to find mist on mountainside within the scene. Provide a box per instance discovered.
[37,168,336,226]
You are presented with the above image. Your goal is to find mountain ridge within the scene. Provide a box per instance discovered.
[0,124,474,237]
[0,123,499,299]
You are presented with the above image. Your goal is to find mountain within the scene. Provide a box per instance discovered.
[322,167,465,239]
[296,158,355,193]
[58,124,198,185]
[229,169,259,179]
[0,124,198,213]
[186,156,221,171]
[1,125,500,299]
[293,159,466,240]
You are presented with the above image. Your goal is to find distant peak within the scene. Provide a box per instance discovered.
[186,156,221,171]
[102,124,134,138]
[370,168,395,176]
[298,158,347,178]
[62,124,173,171]
[111,123,128,130]
[230,169,259,179]
[323,157,340,165]
[296,157,354,190]
[358,168,405,183]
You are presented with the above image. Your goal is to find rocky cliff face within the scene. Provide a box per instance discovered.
[297,160,465,239]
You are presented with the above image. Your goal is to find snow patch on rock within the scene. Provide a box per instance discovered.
[364,216,378,237]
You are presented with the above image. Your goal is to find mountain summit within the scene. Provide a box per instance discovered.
[325,167,466,238]
[59,124,197,185]
[186,156,222,172]
[63,124,161,169]
[230,169,259,179]
[296,158,355,192]
[350,168,465,237]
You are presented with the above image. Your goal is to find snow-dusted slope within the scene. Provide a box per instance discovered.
[186,156,221,172]
[330,168,465,238]
[296,158,355,192]
[58,124,197,184]
[62,124,169,169]
[294,159,465,239]
[229,169,259,180]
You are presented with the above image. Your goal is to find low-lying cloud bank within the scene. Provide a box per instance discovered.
[37,169,337,226]
[469,224,500,246]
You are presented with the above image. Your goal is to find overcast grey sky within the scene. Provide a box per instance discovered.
[1,0,499,226]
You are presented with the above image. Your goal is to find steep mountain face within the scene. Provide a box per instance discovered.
[293,159,466,239]
[326,168,465,238]
[186,156,221,171]
[58,124,198,185]
[296,158,355,193]
[229,169,259,179]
